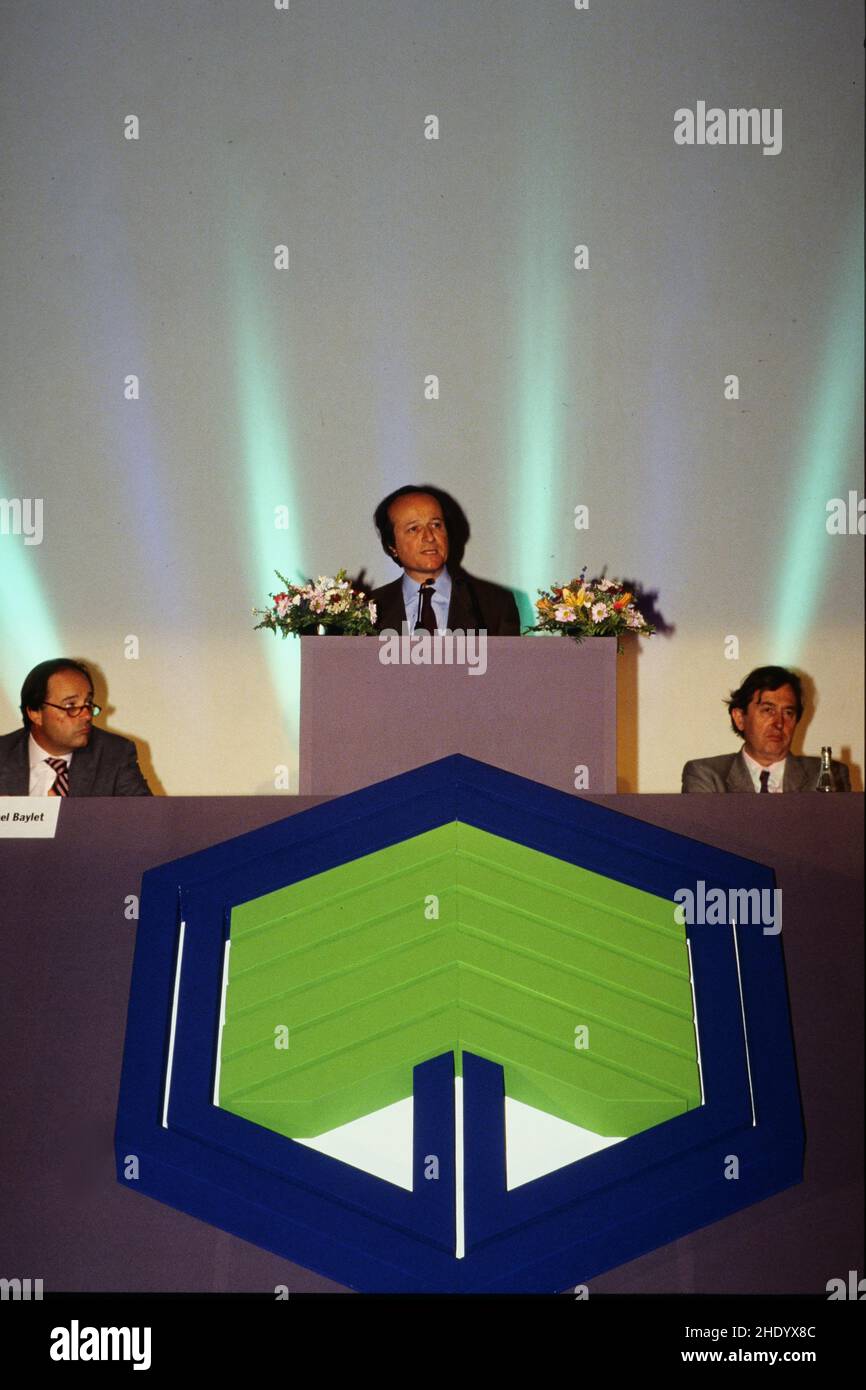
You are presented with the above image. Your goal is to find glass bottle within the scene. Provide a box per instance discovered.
[817,747,835,792]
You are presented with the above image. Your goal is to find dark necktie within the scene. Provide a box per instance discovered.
[45,757,70,797]
[759,769,770,793]
[417,580,437,634]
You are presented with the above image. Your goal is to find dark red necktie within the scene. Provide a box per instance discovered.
[417,581,437,634]
[45,757,70,797]
[759,770,770,793]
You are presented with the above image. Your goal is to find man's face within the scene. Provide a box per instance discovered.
[388,492,449,581]
[27,669,95,757]
[732,684,799,766]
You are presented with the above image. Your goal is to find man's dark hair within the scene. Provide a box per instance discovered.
[726,666,803,737]
[373,484,470,569]
[20,658,93,729]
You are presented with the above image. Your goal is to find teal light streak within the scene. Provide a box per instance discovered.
[510,198,569,629]
[231,261,303,762]
[773,213,864,660]
[0,461,63,711]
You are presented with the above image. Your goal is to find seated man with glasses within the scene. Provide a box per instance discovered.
[0,658,152,796]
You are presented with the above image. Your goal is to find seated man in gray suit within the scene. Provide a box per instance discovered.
[682,665,850,793]
[0,658,152,796]
[370,484,521,635]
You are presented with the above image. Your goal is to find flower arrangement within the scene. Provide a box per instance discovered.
[253,569,377,637]
[530,568,654,650]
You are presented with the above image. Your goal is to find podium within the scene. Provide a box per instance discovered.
[299,634,616,795]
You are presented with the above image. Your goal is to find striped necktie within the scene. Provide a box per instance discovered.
[45,757,70,797]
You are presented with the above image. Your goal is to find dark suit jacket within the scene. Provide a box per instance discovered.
[682,749,850,793]
[0,725,152,796]
[371,569,521,635]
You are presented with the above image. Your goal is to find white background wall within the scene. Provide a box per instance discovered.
[1,0,862,792]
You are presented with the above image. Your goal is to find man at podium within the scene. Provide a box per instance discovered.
[370,485,521,635]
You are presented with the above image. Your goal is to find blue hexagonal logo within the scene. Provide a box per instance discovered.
[115,756,803,1292]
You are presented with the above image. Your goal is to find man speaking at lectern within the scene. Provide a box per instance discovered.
[370,485,521,635]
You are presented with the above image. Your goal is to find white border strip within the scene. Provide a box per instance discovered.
[685,935,705,1106]
[212,940,232,1106]
[454,1076,465,1259]
[730,920,757,1126]
[161,919,186,1129]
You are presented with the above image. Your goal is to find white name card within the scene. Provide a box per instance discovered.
[0,798,61,838]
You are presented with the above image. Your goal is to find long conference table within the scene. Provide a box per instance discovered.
[1,793,861,1294]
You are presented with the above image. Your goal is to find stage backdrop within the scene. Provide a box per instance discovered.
[1,0,862,793]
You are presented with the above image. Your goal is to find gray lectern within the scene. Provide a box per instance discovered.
[299,634,616,795]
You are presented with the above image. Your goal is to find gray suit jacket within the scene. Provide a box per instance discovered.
[0,725,152,796]
[682,750,850,793]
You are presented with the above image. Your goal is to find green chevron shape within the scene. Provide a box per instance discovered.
[218,822,701,1140]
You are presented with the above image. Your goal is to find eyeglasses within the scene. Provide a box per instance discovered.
[42,701,102,717]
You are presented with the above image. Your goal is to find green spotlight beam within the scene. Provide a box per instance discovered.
[231,259,303,761]
[511,197,569,629]
[773,212,864,660]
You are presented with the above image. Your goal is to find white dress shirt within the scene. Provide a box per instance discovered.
[28,734,72,796]
[400,567,452,633]
[742,749,786,793]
